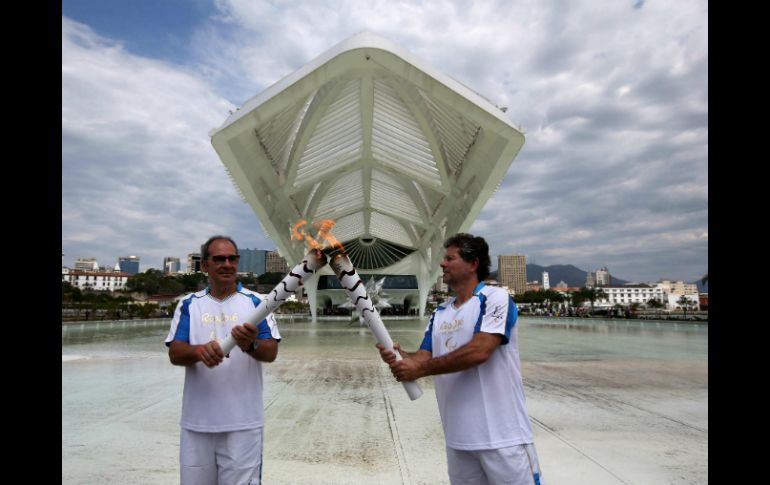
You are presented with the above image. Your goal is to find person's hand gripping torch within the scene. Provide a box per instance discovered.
[329,252,424,401]
[219,248,328,356]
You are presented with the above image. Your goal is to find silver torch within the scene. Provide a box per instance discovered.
[329,252,424,401]
[219,248,328,355]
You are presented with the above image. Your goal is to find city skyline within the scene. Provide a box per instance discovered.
[62,0,707,283]
[62,248,697,286]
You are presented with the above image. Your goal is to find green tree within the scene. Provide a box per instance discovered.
[177,272,208,292]
[573,287,608,315]
[646,298,664,309]
[126,269,164,295]
[677,295,693,318]
[258,272,285,285]
[571,290,587,309]
[159,276,184,294]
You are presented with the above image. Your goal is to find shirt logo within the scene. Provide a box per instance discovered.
[444,336,458,352]
[438,318,464,333]
[201,312,239,325]
[489,305,505,323]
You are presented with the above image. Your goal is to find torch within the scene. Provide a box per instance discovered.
[329,252,424,401]
[219,248,328,356]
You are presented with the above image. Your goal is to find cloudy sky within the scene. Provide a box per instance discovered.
[62,0,707,283]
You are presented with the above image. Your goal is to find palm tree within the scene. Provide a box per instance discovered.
[677,295,692,319]
[583,287,608,315]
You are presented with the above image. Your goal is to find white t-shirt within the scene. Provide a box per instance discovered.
[420,282,534,450]
[165,283,281,432]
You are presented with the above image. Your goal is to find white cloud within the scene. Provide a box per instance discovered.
[62,0,707,281]
[62,17,268,270]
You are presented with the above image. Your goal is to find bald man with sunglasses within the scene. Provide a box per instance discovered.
[165,235,280,485]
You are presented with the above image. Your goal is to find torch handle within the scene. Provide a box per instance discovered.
[219,301,273,355]
[390,348,425,400]
[330,255,423,400]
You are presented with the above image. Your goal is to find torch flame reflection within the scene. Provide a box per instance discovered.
[292,219,345,252]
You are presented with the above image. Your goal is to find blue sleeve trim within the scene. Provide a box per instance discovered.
[419,311,437,352]
[473,292,487,333]
[172,296,193,343]
[257,320,273,339]
[495,295,518,345]
[245,292,273,333]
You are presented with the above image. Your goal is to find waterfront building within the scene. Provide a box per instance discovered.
[209,32,525,320]
[542,271,550,290]
[657,280,698,295]
[595,284,666,308]
[62,268,130,291]
[498,254,527,295]
[667,293,699,310]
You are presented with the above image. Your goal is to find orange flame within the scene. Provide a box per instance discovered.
[292,219,345,251]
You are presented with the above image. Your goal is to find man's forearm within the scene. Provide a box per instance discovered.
[244,338,278,362]
[399,347,431,360]
[168,340,202,366]
[419,333,501,377]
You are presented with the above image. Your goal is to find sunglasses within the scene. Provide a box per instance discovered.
[210,255,240,264]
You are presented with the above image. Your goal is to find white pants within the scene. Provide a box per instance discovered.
[180,427,263,485]
[446,443,543,485]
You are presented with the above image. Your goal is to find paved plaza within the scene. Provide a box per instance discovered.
[62,318,708,484]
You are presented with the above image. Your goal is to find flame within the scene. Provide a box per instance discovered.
[292,219,345,251]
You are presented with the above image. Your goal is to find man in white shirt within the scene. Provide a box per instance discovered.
[378,233,543,485]
[166,235,280,485]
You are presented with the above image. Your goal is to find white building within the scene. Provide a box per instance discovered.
[596,267,611,286]
[668,293,699,309]
[209,32,526,321]
[542,271,550,290]
[62,269,130,291]
[657,280,698,295]
[74,258,99,272]
[595,285,666,308]
[163,257,181,274]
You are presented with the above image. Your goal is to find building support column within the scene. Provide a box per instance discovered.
[305,274,319,323]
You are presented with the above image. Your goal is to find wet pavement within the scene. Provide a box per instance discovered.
[62,317,707,484]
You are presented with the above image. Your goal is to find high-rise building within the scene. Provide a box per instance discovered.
[118,256,140,275]
[596,267,611,286]
[497,254,526,295]
[586,271,596,288]
[542,271,550,290]
[163,257,181,274]
[187,253,201,273]
[266,250,289,274]
[238,249,268,275]
[74,258,99,272]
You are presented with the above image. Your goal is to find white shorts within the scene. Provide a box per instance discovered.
[180,427,264,485]
[446,443,543,485]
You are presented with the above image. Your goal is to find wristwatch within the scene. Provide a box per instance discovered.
[245,340,259,352]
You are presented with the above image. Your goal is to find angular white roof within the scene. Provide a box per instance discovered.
[210,32,524,279]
